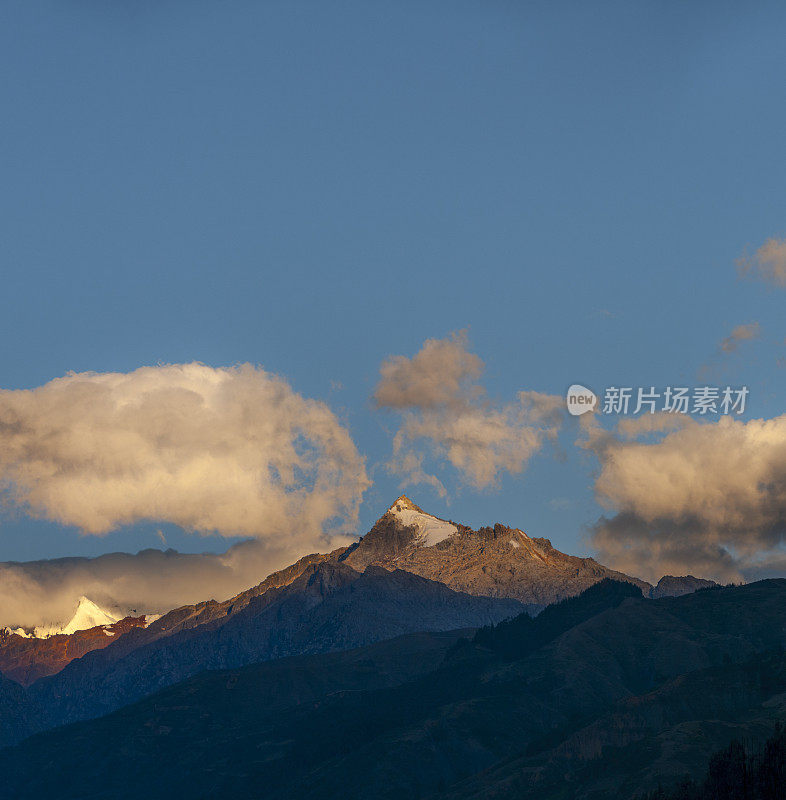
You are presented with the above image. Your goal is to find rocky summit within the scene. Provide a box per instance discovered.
[340,495,652,608]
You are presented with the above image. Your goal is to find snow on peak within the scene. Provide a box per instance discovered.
[387,496,458,547]
[4,598,158,640]
[1,626,31,638]
[33,596,121,638]
[61,596,121,635]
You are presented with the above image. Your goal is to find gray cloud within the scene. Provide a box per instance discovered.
[720,322,760,353]
[375,334,563,492]
[582,413,786,583]
[738,237,786,287]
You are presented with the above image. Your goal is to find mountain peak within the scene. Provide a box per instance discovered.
[32,596,121,638]
[386,495,425,514]
[60,596,121,636]
[385,497,458,547]
[341,496,653,607]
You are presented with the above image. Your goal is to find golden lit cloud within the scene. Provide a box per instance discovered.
[375,333,563,492]
[0,363,369,539]
[583,413,786,582]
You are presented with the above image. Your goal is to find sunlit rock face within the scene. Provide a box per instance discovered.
[341,495,652,608]
[0,610,150,686]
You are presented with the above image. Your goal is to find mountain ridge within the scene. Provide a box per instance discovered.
[2,579,782,799]
[16,559,524,740]
[0,496,714,689]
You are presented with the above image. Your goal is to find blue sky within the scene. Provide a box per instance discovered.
[1,1,786,566]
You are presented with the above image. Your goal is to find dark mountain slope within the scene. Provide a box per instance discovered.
[648,575,718,599]
[638,724,786,800]
[445,649,786,799]
[470,576,643,659]
[0,673,39,749]
[22,561,522,738]
[5,580,780,800]
[0,629,468,800]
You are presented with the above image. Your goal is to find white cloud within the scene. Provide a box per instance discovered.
[375,334,563,492]
[0,363,369,540]
[373,331,483,410]
[582,412,786,582]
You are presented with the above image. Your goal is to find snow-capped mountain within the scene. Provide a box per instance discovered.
[340,495,652,607]
[5,596,160,641]
[0,598,160,685]
[0,496,713,691]
[32,596,121,638]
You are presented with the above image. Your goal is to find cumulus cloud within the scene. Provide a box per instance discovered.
[375,333,563,492]
[0,363,368,540]
[720,322,760,353]
[373,331,483,410]
[738,237,786,287]
[614,411,689,440]
[0,362,370,628]
[582,413,786,583]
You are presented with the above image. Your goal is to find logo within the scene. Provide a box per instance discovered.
[566,384,597,416]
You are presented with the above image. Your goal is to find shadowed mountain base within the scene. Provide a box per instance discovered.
[2,580,784,800]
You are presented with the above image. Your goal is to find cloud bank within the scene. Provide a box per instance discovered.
[374,333,563,493]
[583,412,786,583]
[0,538,335,630]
